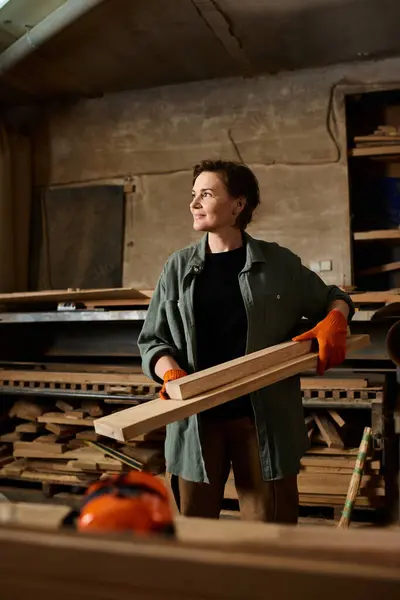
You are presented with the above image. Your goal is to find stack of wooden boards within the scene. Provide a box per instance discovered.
[298,446,382,508]
[0,395,165,488]
[94,335,370,441]
[0,367,159,399]
[351,125,400,157]
[298,376,385,508]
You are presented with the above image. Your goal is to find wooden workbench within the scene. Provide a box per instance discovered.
[0,507,399,599]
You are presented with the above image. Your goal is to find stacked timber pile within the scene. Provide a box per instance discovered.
[351,125,400,156]
[298,446,381,508]
[299,376,385,509]
[0,395,165,489]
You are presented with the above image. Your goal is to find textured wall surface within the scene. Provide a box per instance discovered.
[32,55,400,289]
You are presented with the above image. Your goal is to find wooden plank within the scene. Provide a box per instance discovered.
[328,410,346,428]
[358,261,400,276]
[0,502,71,530]
[299,494,378,507]
[298,475,384,496]
[300,465,379,476]
[55,400,74,412]
[166,336,368,400]
[312,414,344,449]
[350,291,400,304]
[96,354,317,441]
[0,286,147,305]
[0,361,143,375]
[13,441,68,454]
[7,470,96,486]
[0,369,153,386]
[166,340,314,400]
[8,399,45,421]
[95,335,369,442]
[306,446,359,456]
[0,432,22,443]
[354,135,400,142]
[75,429,102,442]
[354,230,400,242]
[301,377,368,390]
[1,520,400,600]
[83,297,151,308]
[15,422,43,434]
[37,412,94,427]
[81,399,104,418]
[12,446,111,461]
[64,410,86,419]
[45,423,76,437]
[301,457,380,469]
[351,145,400,156]
[122,444,164,466]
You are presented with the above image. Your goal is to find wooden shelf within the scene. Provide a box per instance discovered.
[358,261,400,277]
[354,230,400,241]
[351,145,400,157]
[350,291,400,304]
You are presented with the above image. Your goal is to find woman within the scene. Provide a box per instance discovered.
[138,160,354,523]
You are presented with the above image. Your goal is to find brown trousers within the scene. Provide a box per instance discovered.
[178,417,298,523]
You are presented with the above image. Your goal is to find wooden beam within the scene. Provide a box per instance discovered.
[350,291,400,304]
[37,413,94,427]
[358,261,400,276]
[13,440,68,454]
[312,413,344,449]
[95,335,369,442]
[354,135,400,142]
[301,377,368,390]
[0,369,153,386]
[0,503,71,530]
[0,520,400,600]
[351,145,400,156]
[354,230,400,241]
[0,286,148,305]
[166,340,314,400]
[328,410,346,428]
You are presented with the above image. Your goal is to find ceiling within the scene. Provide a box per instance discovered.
[0,0,67,52]
[1,0,400,106]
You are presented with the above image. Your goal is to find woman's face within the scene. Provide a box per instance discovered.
[190,171,244,233]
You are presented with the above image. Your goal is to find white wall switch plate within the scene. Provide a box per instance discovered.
[320,260,332,272]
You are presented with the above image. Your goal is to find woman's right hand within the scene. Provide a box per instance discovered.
[160,369,188,399]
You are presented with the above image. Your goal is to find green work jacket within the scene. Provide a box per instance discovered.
[138,233,354,482]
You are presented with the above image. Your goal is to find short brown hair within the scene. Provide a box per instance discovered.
[192,160,260,230]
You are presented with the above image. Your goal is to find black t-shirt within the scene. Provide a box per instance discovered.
[193,245,253,420]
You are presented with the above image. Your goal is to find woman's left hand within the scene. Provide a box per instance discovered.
[160,369,188,399]
[292,309,347,375]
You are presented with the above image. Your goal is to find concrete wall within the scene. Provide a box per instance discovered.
[31,55,400,289]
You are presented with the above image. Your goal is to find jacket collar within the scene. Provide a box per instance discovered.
[186,232,266,275]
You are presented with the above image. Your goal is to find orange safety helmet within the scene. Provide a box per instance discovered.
[77,470,174,535]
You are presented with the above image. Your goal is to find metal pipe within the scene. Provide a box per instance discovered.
[0,0,108,75]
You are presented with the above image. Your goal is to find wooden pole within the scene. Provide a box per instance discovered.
[337,427,373,529]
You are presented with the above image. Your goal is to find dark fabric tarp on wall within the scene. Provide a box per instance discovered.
[30,184,125,290]
[0,125,32,292]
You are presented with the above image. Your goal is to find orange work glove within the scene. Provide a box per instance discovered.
[160,369,188,400]
[292,309,347,375]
